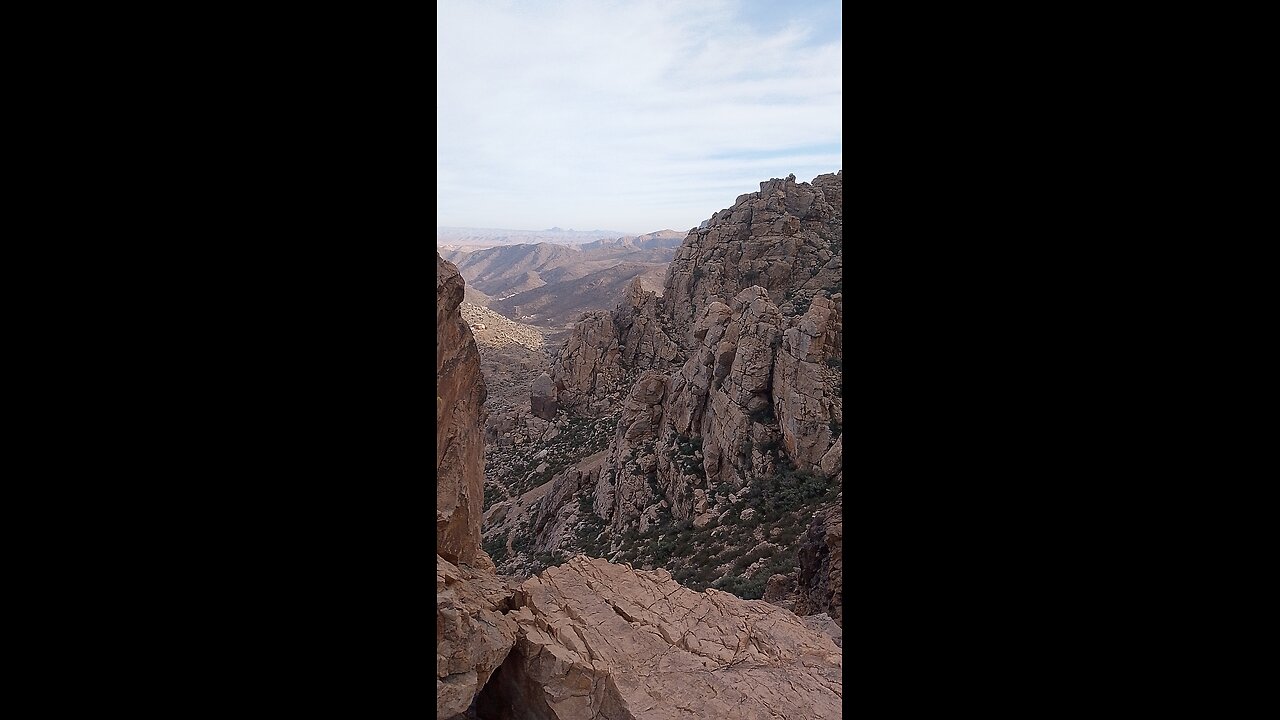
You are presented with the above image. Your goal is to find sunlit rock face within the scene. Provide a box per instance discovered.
[437,253,489,567]
[477,556,843,720]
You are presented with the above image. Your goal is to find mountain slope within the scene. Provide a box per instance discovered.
[484,172,843,618]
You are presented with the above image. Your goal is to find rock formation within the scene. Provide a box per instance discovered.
[591,173,843,536]
[438,252,519,717]
[662,172,842,340]
[547,311,627,417]
[438,253,491,568]
[437,557,518,717]
[477,556,842,719]
[530,372,559,421]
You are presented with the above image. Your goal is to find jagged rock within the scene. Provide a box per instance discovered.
[603,370,669,534]
[772,294,842,470]
[549,311,626,416]
[662,172,842,338]
[529,463,603,555]
[438,254,489,566]
[477,556,841,719]
[763,573,796,607]
[793,500,843,627]
[612,277,680,370]
[436,556,518,718]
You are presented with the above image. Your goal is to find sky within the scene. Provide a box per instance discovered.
[437,0,842,235]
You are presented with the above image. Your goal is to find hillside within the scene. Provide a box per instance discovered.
[478,172,842,623]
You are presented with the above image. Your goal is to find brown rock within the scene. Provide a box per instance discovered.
[438,253,489,566]
[548,311,626,416]
[477,556,842,719]
[436,556,518,718]
[530,372,559,421]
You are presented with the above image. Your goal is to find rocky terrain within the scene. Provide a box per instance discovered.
[437,250,842,718]
[506,172,844,610]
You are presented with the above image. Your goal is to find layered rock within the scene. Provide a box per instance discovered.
[477,556,842,720]
[438,253,490,567]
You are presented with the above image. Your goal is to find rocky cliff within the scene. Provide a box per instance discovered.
[519,173,842,605]
[438,253,519,716]
[438,253,493,568]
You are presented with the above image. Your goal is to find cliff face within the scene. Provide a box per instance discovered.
[438,253,519,717]
[437,253,491,567]
[580,173,844,540]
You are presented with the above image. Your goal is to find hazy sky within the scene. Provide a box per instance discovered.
[437,0,842,234]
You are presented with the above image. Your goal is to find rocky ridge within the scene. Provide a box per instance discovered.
[531,173,843,609]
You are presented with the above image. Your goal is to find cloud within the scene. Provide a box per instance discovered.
[437,0,841,234]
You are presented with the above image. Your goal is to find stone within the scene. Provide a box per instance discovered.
[530,372,559,421]
[436,555,518,718]
[477,556,842,719]
[437,254,489,567]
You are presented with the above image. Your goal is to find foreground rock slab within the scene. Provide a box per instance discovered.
[478,556,842,719]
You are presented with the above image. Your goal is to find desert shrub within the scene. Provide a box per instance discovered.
[483,536,509,565]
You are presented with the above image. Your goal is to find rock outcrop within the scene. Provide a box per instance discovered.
[437,557,518,718]
[772,293,843,470]
[477,556,842,719]
[439,253,515,718]
[662,172,842,341]
[548,311,627,417]
[438,253,490,567]
[530,372,559,420]
[612,277,680,371]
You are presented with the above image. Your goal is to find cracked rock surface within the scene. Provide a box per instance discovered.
[437,556,519,718]
[478,555,841,719]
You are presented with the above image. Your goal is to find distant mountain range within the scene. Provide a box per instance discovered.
[436,226,631,250]
[438,231,685,337]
